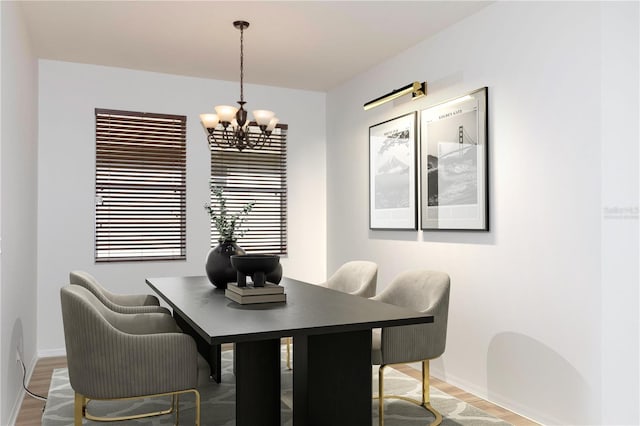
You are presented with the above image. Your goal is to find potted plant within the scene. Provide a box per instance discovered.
[204,184,255,289]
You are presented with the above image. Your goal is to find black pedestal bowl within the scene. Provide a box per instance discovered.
[230,254,281,287]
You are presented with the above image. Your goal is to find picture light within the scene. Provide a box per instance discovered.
[363,81,426,111]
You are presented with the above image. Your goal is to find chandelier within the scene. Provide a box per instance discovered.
[200,21,279,151]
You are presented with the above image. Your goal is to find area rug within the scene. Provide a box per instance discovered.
[42,349,510,425]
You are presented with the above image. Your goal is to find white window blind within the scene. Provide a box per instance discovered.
[209,124,288,254]
[95,108,187,262]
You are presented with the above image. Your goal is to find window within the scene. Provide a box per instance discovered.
[209,125,288,254]
[95,108,186,262]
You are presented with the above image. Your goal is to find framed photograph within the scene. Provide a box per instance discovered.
[420,87,488,230]
[369,112,418,230]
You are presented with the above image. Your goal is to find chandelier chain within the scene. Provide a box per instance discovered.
[239,25,244,103]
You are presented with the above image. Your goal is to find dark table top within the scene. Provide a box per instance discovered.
[146,276,433,345]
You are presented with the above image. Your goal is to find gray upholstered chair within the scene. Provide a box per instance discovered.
[371,269,450,426]
[285,260,378,368]
[60,285,207,425]
[70,270,170,315]
[323,260,378,298]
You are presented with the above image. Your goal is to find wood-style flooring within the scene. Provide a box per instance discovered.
[16,348,538,426]
[393,364,538,426]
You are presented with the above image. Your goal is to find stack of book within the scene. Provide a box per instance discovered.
[225,283,286,304]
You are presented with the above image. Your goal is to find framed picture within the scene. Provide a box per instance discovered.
[369,112,418,230]
[420,87,488,230]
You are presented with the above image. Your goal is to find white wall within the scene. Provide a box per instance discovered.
[0,2,39,424]
[37,61,326,354]
[600,2,639,422]
[326,2,638,425]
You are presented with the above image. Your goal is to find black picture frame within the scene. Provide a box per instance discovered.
[369,112,418,230]
[420,87,489,231]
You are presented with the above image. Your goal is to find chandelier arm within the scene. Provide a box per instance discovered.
[255,134,264,150]
[221,128,234,148]
[245,129,255,150]
[263,133,272,149]
[208,130,225,150]
[255,129,268,150]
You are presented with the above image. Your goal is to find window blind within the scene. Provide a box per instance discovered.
[95,108,187,262]
[209,124,288,255]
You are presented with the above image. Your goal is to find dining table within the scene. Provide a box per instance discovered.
[146,275,433,426]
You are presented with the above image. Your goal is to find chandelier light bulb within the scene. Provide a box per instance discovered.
[214,105,238,123]
[252,110,276,127]
[199,113,219,129]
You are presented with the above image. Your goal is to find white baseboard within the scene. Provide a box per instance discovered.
[433,370,549,425]
[38,347,66,358]
[406,363,544,424]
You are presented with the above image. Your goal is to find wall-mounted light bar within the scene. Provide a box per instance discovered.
[363,81,426,111]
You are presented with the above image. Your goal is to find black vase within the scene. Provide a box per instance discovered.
[205,240,246,289]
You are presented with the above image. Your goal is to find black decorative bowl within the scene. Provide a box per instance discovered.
[231,254,281,287]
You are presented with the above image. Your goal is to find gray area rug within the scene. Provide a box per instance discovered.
[42,349,510,425]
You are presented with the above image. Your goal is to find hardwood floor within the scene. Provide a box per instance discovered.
[393,364,538,426]
[15,356,66,426]
[16,350,537,426]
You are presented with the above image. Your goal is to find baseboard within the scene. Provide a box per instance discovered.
[38,347,66,358]
[432,370,551,425]
[7,353,38,426]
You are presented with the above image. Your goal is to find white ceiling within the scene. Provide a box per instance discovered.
[19,1,491,92]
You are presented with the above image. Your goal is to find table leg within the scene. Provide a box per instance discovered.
[173,312,222,383]
[235,339,281,426]
[293,329,372,426]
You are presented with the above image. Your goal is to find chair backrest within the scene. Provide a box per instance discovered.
[325,260,378,298]
[69,270,116,306]
[69,270,165,314]
[61,285,130,397]
[374,269,450,363]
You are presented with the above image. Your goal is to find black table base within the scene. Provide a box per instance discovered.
[293,329,372,426]
[235,339,281,425]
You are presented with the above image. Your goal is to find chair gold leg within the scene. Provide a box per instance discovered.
[174,393,179,426]
[378,364,386,426]
[74,393,84,426]
[422,360,442,426]
[286,337,292,369]
[82,389,197,423]
[375,361,442,426]
[191,389,201,426]
[422,360,428,405]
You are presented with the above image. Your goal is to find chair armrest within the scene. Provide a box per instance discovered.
[108,303,171,315]
[380,301,447,364]
[108,311,180,335]
[380,323,436,364]
[110,293,161,307]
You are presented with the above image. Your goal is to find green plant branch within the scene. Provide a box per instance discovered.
[205,183,255,242]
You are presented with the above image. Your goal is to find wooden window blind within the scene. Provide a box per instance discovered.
[95,108,187,262]
[209,124,288,255]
